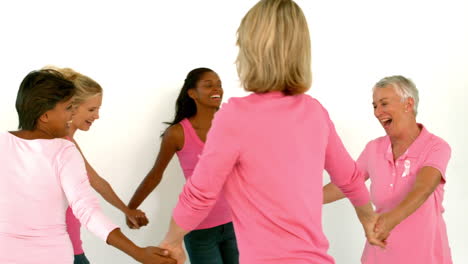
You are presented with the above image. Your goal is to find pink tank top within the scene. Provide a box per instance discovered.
[176,118,232,229]
[64,136,84,255]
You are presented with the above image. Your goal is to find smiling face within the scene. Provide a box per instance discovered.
[41,97,75,138]
[372,84,414,138]
[72,94,102,131]
[188,71,223,108]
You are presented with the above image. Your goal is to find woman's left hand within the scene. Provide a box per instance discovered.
[374,212,400,242]
[126,209,149,229]
[159,240,186,264]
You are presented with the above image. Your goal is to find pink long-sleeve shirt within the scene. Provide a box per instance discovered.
[358,125,452,264]
[173,92,370,264]
[0,132,118,263]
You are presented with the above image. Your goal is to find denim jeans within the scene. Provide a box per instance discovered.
[74,253,90,264]
[184,222,239,264]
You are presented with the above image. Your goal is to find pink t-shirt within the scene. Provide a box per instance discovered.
[0,132,118,263]
[358,125,452,264]
[176,118,232,229]
[173,92,370,264]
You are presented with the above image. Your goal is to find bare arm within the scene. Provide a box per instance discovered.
[321,109,385,247]
[323,182,346,204]
[323,183,384,247]
[70,138,148,228]
[324,140,371,205]
[59,144,176,264]
[374,167,442,240]
[158,218,189,264]
[354,202,386,249]
[106,228,176,264]
[126,125,182,226]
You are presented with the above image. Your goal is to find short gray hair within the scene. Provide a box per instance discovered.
[373,75,419,116]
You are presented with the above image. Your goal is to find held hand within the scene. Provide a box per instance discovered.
[357,210,387,249]
[364,213,387,249]
[137,247,177,264]
[159,241,186,264]
[126,209,149,229]
[374,212,399,242]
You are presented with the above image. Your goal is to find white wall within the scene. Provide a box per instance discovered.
[0,0,466,263]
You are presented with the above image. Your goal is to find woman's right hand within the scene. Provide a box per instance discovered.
[159,241,186,264]
[354,202,387,249]
[374,212,400,242]
[136,247,177,264]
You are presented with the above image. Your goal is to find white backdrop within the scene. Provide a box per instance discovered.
[1,1,466,263]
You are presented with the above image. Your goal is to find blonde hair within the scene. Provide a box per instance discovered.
[236,0,312,95]
[42,65,102,105]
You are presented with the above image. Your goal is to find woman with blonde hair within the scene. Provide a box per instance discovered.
[160,0,383,263]
[0,69,174,264]
[43,66,149,263]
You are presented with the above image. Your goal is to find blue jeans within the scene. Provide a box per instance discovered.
[184,222,239,264]
[74,253,90,264]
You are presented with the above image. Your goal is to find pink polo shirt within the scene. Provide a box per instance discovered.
[358,124,452,264]
[173,92,370,264]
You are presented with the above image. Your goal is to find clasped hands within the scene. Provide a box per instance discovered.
[362,211,399,249]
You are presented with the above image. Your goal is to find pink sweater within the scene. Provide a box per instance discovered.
[176,118,232,229]
[0,132,118,263]
[173,92,370,264]
[65,135,85,255]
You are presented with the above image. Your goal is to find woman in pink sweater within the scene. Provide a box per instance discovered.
[160,1,384,263]
[128,68,238,264]
[0,69,175,264]
[44,66,149,263]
